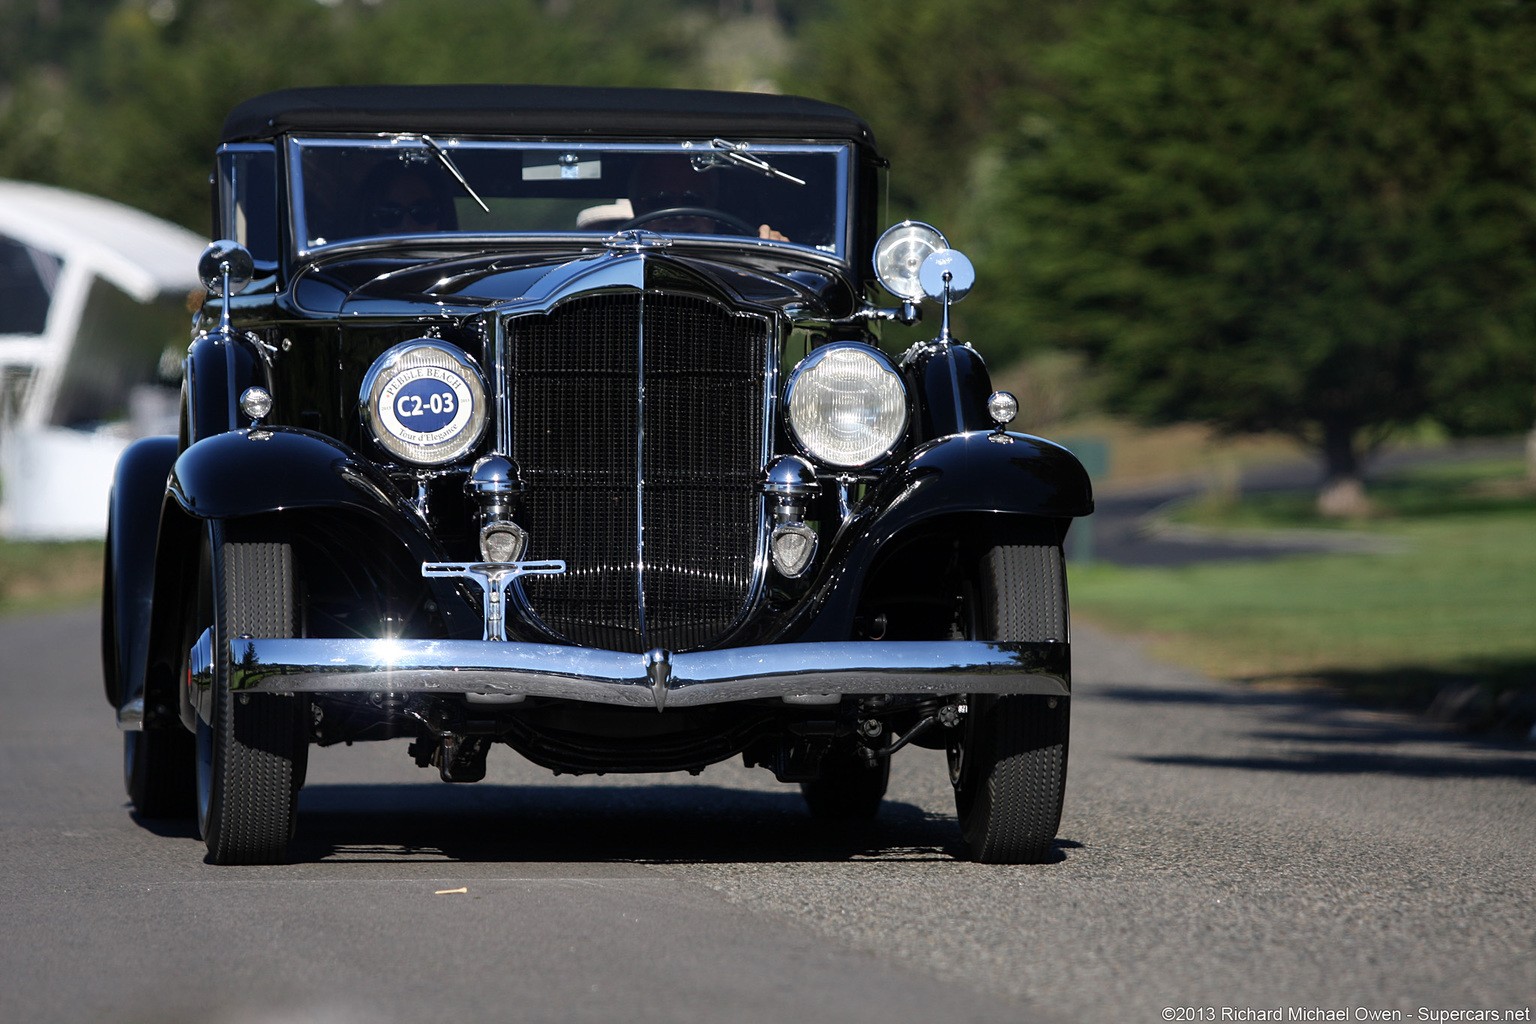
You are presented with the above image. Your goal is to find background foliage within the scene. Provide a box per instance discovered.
[986,0,1536,499]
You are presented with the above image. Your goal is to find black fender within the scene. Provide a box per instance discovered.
[168,427,430,547]
[904,342,997,440]
[102,436,180,710]
[867,429,1094,521]
[184,328,271,443]
[148,428,458,731]
[793,429,1093,641]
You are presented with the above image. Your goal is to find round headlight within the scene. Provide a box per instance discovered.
[873,221,948,302]
[986,390,1019,427]
[239,386,273,422]
[360,340,488,465]
[785,345,908,467]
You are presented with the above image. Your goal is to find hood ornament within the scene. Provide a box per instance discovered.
[603,229,672,252]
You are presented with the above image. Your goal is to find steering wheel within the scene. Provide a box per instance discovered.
[621,206,758,237]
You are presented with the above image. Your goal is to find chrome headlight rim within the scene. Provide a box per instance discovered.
[783,342,909,469]
[360,339,489,466]
[872,221,949,303]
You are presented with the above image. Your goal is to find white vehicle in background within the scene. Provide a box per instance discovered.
[0,180,205,539]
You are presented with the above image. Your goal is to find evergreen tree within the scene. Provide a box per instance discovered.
[998,0,1536,513]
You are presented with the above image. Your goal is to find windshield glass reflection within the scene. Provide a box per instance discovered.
[291,139,848,256]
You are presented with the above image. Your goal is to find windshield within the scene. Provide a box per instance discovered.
[288,137,851,258]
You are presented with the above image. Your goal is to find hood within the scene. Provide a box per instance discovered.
[290,245,860,320]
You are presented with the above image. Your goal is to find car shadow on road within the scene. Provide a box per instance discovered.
[114,779,1083,866]
[281,783,1079,865]
[1090,683,1536,782]
[127,810,201,839]
[1090,684,1326,709]
[290,783,962,864]
[1138,750,1536,781]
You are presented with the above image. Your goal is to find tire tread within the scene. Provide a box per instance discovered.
[203,539,305,865]
[956,544,1070,864]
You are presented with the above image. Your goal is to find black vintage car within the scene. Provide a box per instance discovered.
[102,85,1092,865]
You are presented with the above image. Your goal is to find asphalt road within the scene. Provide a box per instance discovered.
[3,606,1533,1024]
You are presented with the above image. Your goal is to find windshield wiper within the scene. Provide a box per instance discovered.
[412,133,490,213]
[706,138,806,186]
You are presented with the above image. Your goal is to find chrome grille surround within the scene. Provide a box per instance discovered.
[497,288,773,653]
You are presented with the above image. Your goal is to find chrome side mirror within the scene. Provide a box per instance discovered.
[919,247,975,343]
[919,248,974,304]
[867,223,977,337]
[198,240,255,336]
[198,239,254,298]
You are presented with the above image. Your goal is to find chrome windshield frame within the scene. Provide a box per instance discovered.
[214,142,281,272]
[284,135,853,264]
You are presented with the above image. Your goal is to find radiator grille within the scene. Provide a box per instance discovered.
[505,292,770,652]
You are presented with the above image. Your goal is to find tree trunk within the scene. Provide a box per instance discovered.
[1526,419,1536,493]
[1316,417,1371,519]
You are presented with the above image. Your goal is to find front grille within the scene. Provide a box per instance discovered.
[505,292,770,652]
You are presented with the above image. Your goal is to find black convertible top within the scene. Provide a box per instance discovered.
[221,85,878,152]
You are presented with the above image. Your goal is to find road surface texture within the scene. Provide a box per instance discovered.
[3,606,1532,1023]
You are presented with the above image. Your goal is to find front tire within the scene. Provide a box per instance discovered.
[951,544,1070,864]
[195,529,309,864]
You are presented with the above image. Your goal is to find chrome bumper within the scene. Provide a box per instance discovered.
[223,638,1070,710]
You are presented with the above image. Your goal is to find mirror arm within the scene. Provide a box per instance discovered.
[218,262,234,335]
[850,301,922,326]
[937,272,953,344]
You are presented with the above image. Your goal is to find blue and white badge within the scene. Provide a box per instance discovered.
[393,375,461,433]
[377,364,475,448]
[361,340,487,465]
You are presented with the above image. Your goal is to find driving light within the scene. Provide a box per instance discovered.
[873,221,948,302]
[785,344,908,467]
[986,390,1018,428]
[361,340,488,465]
[239,387,273,423]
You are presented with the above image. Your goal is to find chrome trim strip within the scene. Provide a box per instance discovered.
[117,696,145,731]
[190,626,216,725]
[223,638,1070,708]
[635,284,648,641]
[744,312,779,622]
[493,301,510,454]
[298,233,854,275]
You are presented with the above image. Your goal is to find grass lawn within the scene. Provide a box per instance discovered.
[1070,456,1536,720]
[0,539,104,616]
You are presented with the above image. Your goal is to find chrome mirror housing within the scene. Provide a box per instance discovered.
[919,248,974,304]
[919,247,975,344]
[198,239,255,298]
[198,240,255,337]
